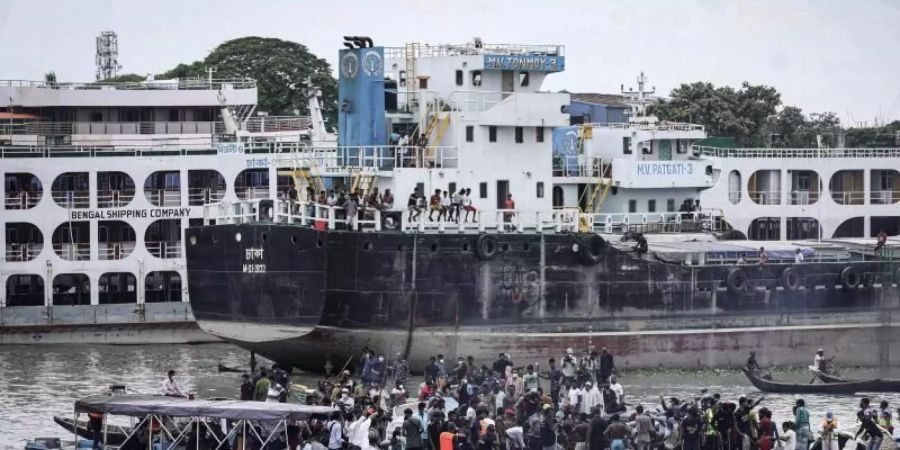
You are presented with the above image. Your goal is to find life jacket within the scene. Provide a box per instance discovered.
[703,409,718,436]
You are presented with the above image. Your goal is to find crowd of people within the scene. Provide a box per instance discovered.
[223,346,900,450]
[406,188,482,224]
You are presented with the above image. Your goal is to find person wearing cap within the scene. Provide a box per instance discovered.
[339,387,355,409]
[813,348,834,374]
[581,382,602,415]
[821,411,839,450]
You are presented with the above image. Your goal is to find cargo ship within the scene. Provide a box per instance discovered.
[185,37,900,371]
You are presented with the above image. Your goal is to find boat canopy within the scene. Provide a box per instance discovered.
[75,395,337,421]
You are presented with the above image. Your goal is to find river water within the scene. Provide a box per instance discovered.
[1,343,899,449]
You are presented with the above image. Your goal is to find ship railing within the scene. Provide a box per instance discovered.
[552,156,606,178]
[582,210,726,234]
[583,122,705,132]
[0,78,256,90]
[748,190,783,206]
[273,145,459,171]
[236,187,270,200]
[145,241,182,259]
[4,191,41,209]
[98,241,135,260]
[96,190,135,208]
[51,190,91,209]
[400,208,581,234]
[447,90,566,113]
[789,190,819,205]
[144,189,182,207]
[695,145,900,158]
[4,243,42,262]
[0,141,319,158]
[831,190,866,205]
[187,188,226,206]
[870,190,900,205]
[203,200,384,232]
[52,242,90,261]
[384,43,564,59]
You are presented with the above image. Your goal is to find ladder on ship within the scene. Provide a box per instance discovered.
[350,168,377,197]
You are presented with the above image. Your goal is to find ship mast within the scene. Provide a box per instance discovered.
[621,71,656,123]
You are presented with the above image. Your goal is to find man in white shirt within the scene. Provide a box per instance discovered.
[161,370,184,397]
[339,388,355,409]
[795,249,805,264]
[608,376,624,406]
[567,384,582,411]
[780,422,797,450]
[348,411,372,450]
[581,382,603,414]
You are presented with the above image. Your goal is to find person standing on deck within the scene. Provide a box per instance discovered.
[254,369,271,401]
[240,374,254,401]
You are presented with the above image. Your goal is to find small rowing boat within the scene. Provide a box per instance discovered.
[742,369,900,394]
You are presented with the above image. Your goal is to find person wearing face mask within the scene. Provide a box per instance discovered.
[340,388,356,410]
[371,354,387,386]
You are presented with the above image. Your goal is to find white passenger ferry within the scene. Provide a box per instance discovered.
[0,76,333,343]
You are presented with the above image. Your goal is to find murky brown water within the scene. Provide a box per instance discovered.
[1,344,899,450]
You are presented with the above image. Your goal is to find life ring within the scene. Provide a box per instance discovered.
[840,266,860,290]
[475,234,498,261]
[726,267,747,293]
[780,267,800,291]
[577,234,606,266]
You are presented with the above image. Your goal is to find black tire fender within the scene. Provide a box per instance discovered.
[475,234,498,261]
[781,267,800,291]
[840,266,860,290]
[726,267,747,293]
[577,234,606,266]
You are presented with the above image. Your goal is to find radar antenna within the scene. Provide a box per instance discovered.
[621,71,656,120]
[95,31,121,81]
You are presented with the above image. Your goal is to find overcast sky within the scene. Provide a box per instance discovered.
[1,0,898,126]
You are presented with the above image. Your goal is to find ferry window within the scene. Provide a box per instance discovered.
[536,127,545,143]
[169,109,179,122]
[471,71,482,87]
[399,71,407,88]
[465,126,474,142]
[667,198,676,212]
[479,182,488,199]
[648,199,656,213]
[623,137,632,154]
[89,111,103,122]
[519,71,530,87]
[628,199,637,213]
[642,141,653,154]
[418,78,428,89]
[515,127,524,144]
[449,182,457,196]
[489,126,497,143]
[455,70,464,86]
[536,182,545,198]
[676,139,689,154]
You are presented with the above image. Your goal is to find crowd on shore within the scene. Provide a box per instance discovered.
[229,349,900,450]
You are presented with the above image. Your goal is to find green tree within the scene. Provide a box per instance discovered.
[158,37,337,130]
[650,82,780,146]
[846,120,900,147]
[102,73,148,83]
[44,71,57,84]
[765,108,841,147]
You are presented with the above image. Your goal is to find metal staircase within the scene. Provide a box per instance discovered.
[350,168,377,196]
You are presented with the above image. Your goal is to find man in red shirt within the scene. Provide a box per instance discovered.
[503,193,516,227]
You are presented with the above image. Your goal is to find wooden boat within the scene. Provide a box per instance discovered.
[742,369,896,394]
[815,371,900,391]
[52,415,129,446]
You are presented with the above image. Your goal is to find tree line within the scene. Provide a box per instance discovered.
[649,81,899,148]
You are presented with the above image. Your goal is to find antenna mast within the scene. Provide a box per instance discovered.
[621,71,656,120]
[95,31,121,81]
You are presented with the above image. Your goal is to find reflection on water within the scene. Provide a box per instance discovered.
[1,344,899,450]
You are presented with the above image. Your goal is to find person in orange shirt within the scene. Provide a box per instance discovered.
[440,423,457,450]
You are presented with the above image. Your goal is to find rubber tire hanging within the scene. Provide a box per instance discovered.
[475,234,498,261]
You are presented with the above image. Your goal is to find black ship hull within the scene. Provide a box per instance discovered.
[185,224,900,372]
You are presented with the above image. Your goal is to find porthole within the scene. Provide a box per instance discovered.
[363,241,373,251]
[261,233,268,242]
[235,232,242,243]
[501,243,510,252]
[462,242,471,252]
[291,235,298,245]
[523,242,531,252]
[430,243,438,252]
[189,236,197,246]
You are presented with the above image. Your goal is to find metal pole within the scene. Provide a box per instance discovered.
[103,413,108,449]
